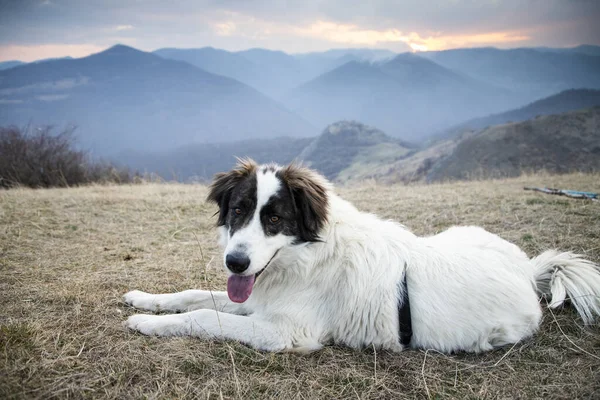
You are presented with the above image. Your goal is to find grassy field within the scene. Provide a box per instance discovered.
[1,173,599,399]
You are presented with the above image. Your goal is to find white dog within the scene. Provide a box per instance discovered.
[124,160,600,353]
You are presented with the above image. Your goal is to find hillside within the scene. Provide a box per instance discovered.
[114,105,600,183]
[0,45,313,155]
[117,121,410,182]
[428,107,600,181]
[297,121,413,180]
[437,89,600,141]
[334,103,600,184]
[423,48,600,102]
[285,54,518,141]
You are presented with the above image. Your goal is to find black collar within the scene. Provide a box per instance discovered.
[398,271,412,347]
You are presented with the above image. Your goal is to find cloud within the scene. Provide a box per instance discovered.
[115,25,134,31]
[401,30,532,52]
[208,17,531,52]
[295,21,406,46]
[213,22,236,37]
[0,0,597,61]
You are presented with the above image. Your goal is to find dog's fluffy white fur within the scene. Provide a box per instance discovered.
[124,163,600,353]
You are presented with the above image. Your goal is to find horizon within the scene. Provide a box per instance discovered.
[1,41,599,64]
[1,0,599,62]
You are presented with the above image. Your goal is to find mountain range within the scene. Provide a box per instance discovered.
[0,45,312,155]
[0,61,25,71]
[153,47,396,99]
[422,47,600,102]
[117,89,600,183]
[285,53,518,141]
[154,45,600,142]
[1,44,600,159]
[435,89,600,141]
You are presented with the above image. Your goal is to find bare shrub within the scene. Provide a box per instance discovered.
[0,125,135,188]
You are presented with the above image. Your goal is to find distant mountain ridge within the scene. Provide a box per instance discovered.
[0,44,313,155]
[3,43,600,160]
[285,53,517,141]
[422,47,600,102]
[535,44,600,57]
[153,46,392,98]
[120,121,406,182]
[0,61,25,71]
[115,102,600,183]
[154,45,600,143]
[0,57,73,71]
[120,136,314,181]
[437,89,600,141]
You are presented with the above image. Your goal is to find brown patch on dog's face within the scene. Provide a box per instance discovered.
[277,163,329,242]
[208,160,330,244]
[207,158,258,226]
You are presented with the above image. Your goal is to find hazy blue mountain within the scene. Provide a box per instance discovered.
[292,48,397,82]
[118,105,600,183]
[237,48,304,75]
[117,120,413,182]
[0,57,74,71]
[155,47,396,98]
[568,45,600,57]
[235,48,321,97]
[119,136,314,181]
[295,48,396,62]
[155,47,315,98]
[535,45,600,57]
[239,48,296,64]
[437,89,600,141]
[285,53,518,141]
[0,57,73,71]
[0,60,25,71]
[154,47,259,84]
[32,56,74,64]
[0,45,313,155]
[422,47,600,102]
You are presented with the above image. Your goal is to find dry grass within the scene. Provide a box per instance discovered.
[1,173,599,399]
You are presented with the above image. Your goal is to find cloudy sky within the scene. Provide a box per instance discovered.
[0,0,599,61]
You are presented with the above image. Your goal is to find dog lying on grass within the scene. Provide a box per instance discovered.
[124,159,600,353]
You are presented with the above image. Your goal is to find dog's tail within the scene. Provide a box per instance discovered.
[532,250,600,325]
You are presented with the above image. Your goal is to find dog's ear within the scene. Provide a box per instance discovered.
[207,158,257,226]
[280,163,329,242]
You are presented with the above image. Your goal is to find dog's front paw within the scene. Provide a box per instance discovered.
[123,290,157,311]
[125,314,187,337]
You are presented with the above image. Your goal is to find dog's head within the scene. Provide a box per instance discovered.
[207,159,329,303]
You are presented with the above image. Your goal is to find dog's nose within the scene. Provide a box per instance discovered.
[226,253,251,273]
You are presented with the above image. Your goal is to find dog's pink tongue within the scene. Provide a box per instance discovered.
[227,274,255,303]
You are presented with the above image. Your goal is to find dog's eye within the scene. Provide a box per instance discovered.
[233,208,242,215]
[269,215,280,223]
